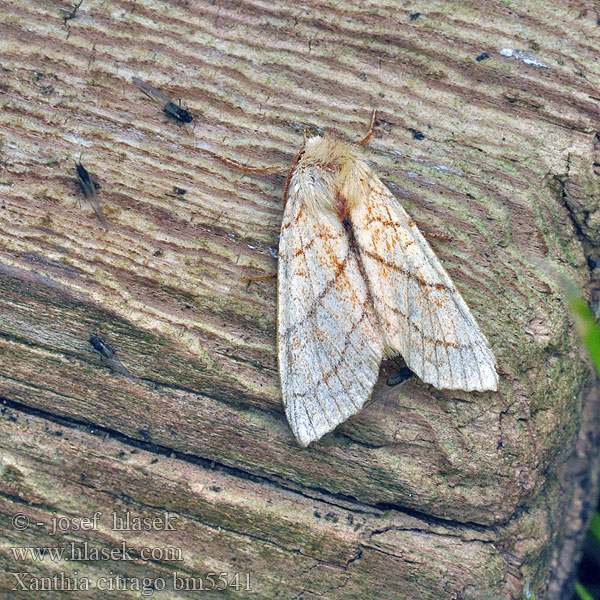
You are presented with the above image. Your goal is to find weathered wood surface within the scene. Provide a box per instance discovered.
[1,0,599,598]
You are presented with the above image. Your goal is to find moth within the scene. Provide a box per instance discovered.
[132,77,193,124]
[279,116,499,446]
[75,158,108,227]
[225,115,499,446]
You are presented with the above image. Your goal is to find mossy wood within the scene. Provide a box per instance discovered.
[1,1,599,598]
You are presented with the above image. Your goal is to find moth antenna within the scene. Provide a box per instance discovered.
[423,231,452,241]
[282,146,306,211]
[302,129,314,144]
[356,110,378,146]
[214,153,286,174]
[241,273,277,284]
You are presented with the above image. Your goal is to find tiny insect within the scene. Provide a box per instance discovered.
[386,366,414,387]
[132,77,193,123]
[222,113,499,447]
[89,335,116,359]
[89,335,136,381]
[60,0,83,22]
[166,186,187,198]
[74,157,108,227]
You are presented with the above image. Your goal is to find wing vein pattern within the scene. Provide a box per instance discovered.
[349,171,498,392]
[278,168,384,446]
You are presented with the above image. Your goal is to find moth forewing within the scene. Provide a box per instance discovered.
[348,174,499,392]
[277,161,384,446]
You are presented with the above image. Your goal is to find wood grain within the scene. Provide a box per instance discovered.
[1,0,599,598]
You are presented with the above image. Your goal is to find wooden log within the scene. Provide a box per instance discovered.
[0,0,599,598]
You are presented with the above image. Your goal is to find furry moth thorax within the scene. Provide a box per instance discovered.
[288,136,371,218]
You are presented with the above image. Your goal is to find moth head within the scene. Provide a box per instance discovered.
[301,135,360,170]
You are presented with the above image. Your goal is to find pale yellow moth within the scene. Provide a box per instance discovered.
[224,115,499,447]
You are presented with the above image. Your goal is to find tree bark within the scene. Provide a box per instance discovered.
[1,1,599,598]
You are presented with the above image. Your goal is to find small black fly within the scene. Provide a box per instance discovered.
[408,128,425,140]
[132,77,193,123]
[386,366,413,387]
[166,185,187,198]
[89,335,115,359]
[75,157,108,227]
[89,335,137,381]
